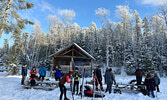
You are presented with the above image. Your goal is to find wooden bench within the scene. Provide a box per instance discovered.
[23,81,59,91]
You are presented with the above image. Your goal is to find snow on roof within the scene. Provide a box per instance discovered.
[73,43,95,60]
[49,43,95,60]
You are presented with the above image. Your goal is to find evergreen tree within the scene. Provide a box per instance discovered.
[0,0,34,38]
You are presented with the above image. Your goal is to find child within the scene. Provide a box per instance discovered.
[144,73,155,98]
[59,71,73,100]
[55,67,63,81]
[39,65,46,81]
[30,67,37,86]
[73,67,81,95]
[154,73,160,92]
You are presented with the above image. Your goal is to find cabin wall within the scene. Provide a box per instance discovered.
[60,65,92,77]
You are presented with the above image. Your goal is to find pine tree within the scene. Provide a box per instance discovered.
[0,0,34,38]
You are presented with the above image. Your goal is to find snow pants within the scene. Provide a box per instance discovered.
[39,75,45,81]
[136,76,142,85]
[21,75,26,85]
[155,85,160,92]
[55,77,61,81]
[148,90,155,97]
[59,83,67,100]
[106,82,113,93]
[73,81,79,94]
[95,78,102,87]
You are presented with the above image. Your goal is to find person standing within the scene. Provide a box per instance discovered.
[154,73,160,92]
[144,73,155,98]
[135,66,144,85]
[55,67,63,81]
[73,67,81,95]
[104,68,116,94]
[21,63,28,85]
[94,66,104,91]
[59,71,73,100]
[30,67,37,86]
[39,65,47,81]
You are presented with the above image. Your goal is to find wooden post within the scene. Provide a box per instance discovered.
[50,57,54,78]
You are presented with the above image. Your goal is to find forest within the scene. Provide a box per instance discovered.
[0,1,167,76]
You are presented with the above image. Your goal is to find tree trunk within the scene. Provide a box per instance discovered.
[0,0,13,38]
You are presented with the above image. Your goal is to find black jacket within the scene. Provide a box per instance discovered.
[22,66,27,76]
[94,69,102,81]
[74,71,81,82]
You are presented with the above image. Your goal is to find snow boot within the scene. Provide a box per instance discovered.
[96,87,98,91]
[64,98,70,100]
[101,86,104,91]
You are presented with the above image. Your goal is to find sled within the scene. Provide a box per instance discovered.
[84,85,105,98]
[114,79,147,95]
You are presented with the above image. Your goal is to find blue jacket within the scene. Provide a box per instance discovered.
[39,66,46,76]
[22,66,27,76]
[55,69,63,78]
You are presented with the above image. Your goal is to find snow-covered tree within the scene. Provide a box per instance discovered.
[0,0,34,38]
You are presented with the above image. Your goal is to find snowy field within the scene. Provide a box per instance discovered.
[0,71,167,100]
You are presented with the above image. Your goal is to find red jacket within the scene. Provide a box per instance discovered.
[59,73,71,85]
[30,70,37,80]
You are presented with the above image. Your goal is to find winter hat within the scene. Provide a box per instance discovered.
[23,62,27,66]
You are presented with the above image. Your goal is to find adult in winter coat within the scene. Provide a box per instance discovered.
[73,67,81,95]
[30,67,37,86]
[135,67,144,85]
[144,73,155,98]
[154,73,160,92]
[94,66,104,91]
[39,66,47,81]
[55,67,63,81]
[59,71,73,100]
[21,63,28,85]
[104,68,116,93]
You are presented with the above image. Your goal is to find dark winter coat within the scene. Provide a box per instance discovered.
[144,77,155,91]
[39,66,46,76]
[104,71,116,84]
[21,66,27,76]
[55,69,63,78]
[94,69,102,81]
[154,76,160,85]
[74,71,81,82]
[135,69,144,77]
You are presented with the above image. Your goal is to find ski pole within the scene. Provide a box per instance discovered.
[95,75,103,100]
[70,74,74,100]
[92,66,95,100]
[81,66,86,99]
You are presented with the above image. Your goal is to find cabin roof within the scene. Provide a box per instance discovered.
[49,43,95,60]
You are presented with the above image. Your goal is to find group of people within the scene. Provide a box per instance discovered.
[54,67,81,100]
[21,63,47,86]
[135,67,160,98]
[21,63,161,99]
[93,66,116,94]
[57,65,116,100]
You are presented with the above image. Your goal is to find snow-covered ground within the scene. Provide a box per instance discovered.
[0,71,167,100]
